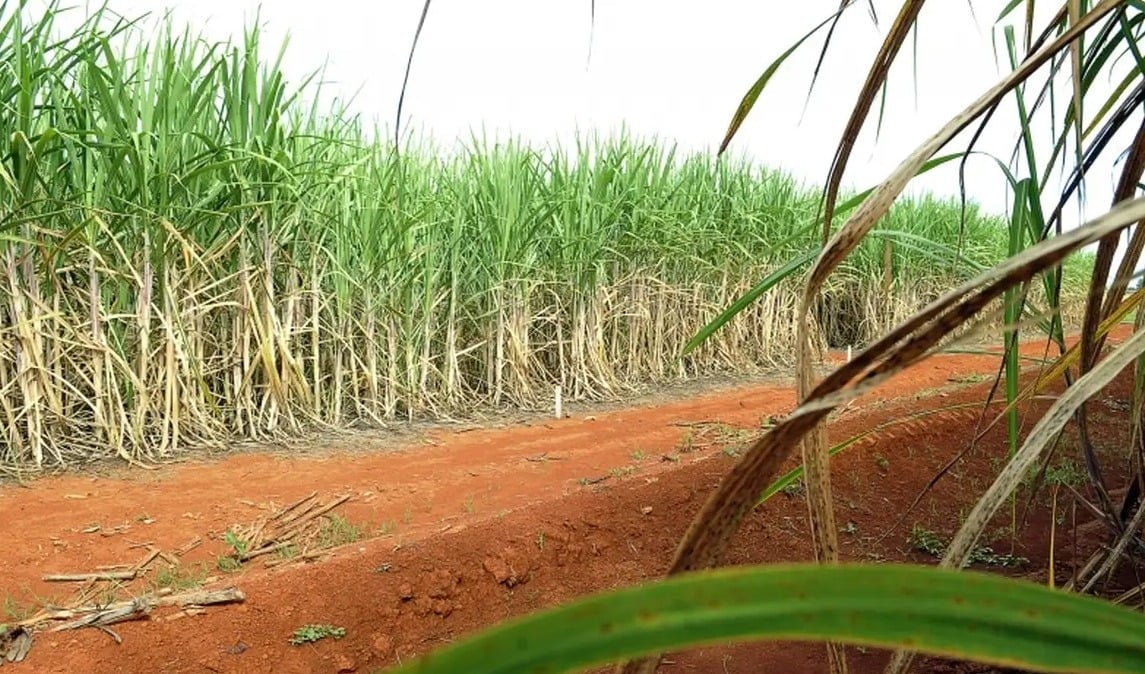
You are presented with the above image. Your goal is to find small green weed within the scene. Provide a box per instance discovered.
[216,530,251,571]
[909,526,946,557]
[610,465,637,478]
[677,431,696,453]
[1016,458,1087,492]
[289,624,346,645]
[781,479,805,498]
[630,449,645,461]
[317,516,362,549]
[223,530,249,558]
[216,555,242,573]
[968,546,1028,568]
[3,596,32,621]
[152,563,208,591]
[1043,460,1087,488]
[909,525,1027,567]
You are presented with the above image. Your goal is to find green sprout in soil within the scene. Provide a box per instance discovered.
[610,465,637,479]
[967,546,1028,568]
[216,530,251,571]
[909,525,1027,568]
[781,479,805,498]
[289,624,346,645]
[152,563,208,591]
[317,515,362,548]
[677,432,696,453]
[216,555,242,573]
[223,530,249,557]
[3,597,33,622]
[909,526,947,557]
[1043,460,1088,488]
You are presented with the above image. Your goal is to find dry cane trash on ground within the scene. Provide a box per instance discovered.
[221,491,354,566]
[0,546,245,665]
[0,492,354,665]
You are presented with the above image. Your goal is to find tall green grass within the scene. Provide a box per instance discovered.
[0,1,1091,470]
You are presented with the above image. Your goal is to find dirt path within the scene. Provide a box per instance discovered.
[1,329,1131,674]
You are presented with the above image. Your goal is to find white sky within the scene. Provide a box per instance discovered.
[49,1,1145,271]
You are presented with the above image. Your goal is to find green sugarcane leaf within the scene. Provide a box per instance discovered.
[389,563,1145,674]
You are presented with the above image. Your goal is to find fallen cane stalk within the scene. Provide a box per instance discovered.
[26,587,246,632]
[42,571,138,583]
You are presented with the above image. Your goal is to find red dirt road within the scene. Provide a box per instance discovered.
[1,328,1132,674]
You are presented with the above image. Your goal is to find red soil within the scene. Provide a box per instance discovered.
[0,327,1135,674]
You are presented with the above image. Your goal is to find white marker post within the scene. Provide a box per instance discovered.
[847,345,852,363]
[554,385,563,419]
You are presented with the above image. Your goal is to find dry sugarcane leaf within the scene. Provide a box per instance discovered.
[887,300,1145,673]
[804,0,1121,302]
[819,0,928,245]
[617,194,1145,674]
[946,327,1145,572]
[1079,490,1145,593]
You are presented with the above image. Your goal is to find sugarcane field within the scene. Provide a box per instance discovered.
[3,2,1145,674]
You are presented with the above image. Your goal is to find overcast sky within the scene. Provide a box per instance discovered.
[51,1,1141,266]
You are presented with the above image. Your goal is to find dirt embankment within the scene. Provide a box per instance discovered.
[1,328,1132,674]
